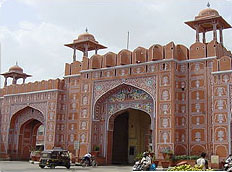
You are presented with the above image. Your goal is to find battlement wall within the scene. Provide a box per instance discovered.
[0,78,64,97]
[65,40,232,76]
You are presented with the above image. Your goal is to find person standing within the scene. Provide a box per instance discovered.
[196,152,208,170]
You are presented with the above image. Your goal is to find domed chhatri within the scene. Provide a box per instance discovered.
[9,63,23,73]
[65,29,107,61]
[196,8,220,20]
[1,62,31,86]
[185,5,231,44]
[75,32,96,42]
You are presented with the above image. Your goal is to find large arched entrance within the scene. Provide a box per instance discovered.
[8,107,45,160]
[92,84,154,164]
[111,108,151,164]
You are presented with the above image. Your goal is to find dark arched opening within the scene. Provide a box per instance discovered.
[111,108,151,164]
[8,106,44,160]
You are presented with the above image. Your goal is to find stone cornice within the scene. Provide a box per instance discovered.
[3,89,63,97]
[63,74,81,78]
[80,56,217,73]
[212,70,232,75]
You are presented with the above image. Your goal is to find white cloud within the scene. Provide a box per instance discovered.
[0,21,76,84]
[0,0,7,7]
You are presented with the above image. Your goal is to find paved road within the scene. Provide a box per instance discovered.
[0,161,133,172]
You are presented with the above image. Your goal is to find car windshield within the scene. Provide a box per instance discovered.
[41,153,51,158]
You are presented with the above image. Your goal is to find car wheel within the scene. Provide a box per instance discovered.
[50,164,55,169]
[39,165,45,169]
[66,164,70,169]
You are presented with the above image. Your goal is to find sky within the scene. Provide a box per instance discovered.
[0,0,232,87]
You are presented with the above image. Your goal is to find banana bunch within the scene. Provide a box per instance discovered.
[168,164,213,171]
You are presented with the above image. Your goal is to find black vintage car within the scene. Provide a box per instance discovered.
[39,148,71,169]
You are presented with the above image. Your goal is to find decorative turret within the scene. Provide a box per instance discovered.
[1,63,31,87]
[65,29,107,61]
[185,3,231,45]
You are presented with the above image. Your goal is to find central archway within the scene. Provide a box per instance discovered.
[92,83,155,164]
[111,108,151,164]
[8,106,45,160]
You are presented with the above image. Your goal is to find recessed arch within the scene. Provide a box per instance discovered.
[8,106,45,160]
[109,108,152,164]
[175,145,187,155]
[215,145,228,158]
[190,144,206,156]
[92,83,155,164]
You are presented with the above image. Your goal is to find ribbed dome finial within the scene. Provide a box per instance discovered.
[207,2,210,8]
[9,63,23,73]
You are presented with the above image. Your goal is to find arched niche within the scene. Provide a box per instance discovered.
[215,145,228,158]
[175,145,187,155]
[190,145,205,156]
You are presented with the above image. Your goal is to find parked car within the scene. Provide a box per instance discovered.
[39,148,70,169]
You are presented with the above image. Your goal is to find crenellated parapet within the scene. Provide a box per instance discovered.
[0,79,64,97]
[64,41,232,76]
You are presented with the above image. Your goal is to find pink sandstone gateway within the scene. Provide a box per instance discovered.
[0,6,232,164]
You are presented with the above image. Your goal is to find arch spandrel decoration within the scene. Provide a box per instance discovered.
[10,102,48,119]
[17,110,45,126]
[93,76,156,103]
[9,107,45,131]
[94,84,154,121]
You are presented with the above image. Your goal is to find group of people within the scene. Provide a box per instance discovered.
[133,152,209,171]
[85,151,232,171]
[133,152,156,171]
